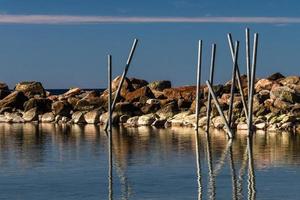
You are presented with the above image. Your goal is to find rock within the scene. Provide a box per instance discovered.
[0,91,28,110]
[270,86,300,103]
[129,78,148,90]
[273,99,292,110]
[15,81,45,97]
[41,112,55,123]
[84,110,101,124]
[137,114,158,126]
[63,88,81,98]
[169,111,192,126]
[23,98,52,113]
[279,76,300,85]
[151,119,167,127]
[291,104,300,117]
[111,76,133,97]
[141,103,161,114]
[0,107,13,114]
[52,101,72,117]
[255,79,273,92]
[237,123,248,130]
[280,122,293,130]
[146,99,160,105]
[212,116,225,129]
[156,101,179,119]
[99,112,119,125]
[0,82,10,100]
[148,80,171,91]
[4,112,24,123]
[177,98,192,110]
[114,102,141,116]
[125,86,155,104]
[125,116,139,127]
[119,115,130,123]
[23,107,38,122]
[74,99,95,111]
[267,72,285,81]
[255,122,266,129]
[197,116,208,127]
[163,86,196,102]
[281,115,296,123]
[72,112,86,124]
[67,97,80,108]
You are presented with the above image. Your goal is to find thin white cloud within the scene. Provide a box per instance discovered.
[0,14,300,24]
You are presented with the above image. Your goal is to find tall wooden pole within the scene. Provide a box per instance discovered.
[206,44,216,131]
[195,40,203,130]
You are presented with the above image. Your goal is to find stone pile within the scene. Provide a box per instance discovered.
[0,72,299,133]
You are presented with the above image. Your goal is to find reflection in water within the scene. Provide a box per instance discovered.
[247,137,256,200]
[195,129,202,200]
[0,124,299,199]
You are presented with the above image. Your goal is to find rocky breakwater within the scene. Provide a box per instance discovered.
[0,73,300,133]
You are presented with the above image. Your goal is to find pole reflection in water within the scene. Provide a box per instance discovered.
[195,129,202,200]
[236,142,248,199]
[229,139,238,200]
[205,131,216,200]
[247,136,256,200]
[108,128,113,200]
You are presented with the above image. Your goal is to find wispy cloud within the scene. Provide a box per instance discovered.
[0,14,300,24]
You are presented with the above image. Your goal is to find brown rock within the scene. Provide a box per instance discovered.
[52,101,72,116]
[129,78,148,90]
[148,80,171,91]
[255,79,273,92]
[0,91,28,110]
[125,86,155,104]
[15,81,45,97]
[163,86,196,102]
[267,72,285,81]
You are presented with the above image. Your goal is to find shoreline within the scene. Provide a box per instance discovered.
[0,72,299,133]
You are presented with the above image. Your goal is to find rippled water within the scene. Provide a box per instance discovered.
[0,124,299,200]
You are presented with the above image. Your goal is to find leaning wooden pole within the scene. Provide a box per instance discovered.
[104,39,139,131]
[206,80,233,139]
[247,33,258,136]
[227,34,249,121]
[195,40,203,130]
[107,55,113,200]
[206,44,216,131]
[228,41,240,128]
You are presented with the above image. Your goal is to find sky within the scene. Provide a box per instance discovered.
[0,0,300,89]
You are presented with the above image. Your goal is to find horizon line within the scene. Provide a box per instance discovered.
[0,14,299,24]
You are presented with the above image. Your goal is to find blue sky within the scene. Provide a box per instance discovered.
[0,0,300,89]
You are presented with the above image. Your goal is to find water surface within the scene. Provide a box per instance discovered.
[0,124,299,200]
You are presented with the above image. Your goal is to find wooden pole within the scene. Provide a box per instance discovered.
[227,34,249,121]
[246,28,251,98]
[107,55,113,200]
[206,44,216,131]
[104,39,139,131]
[228,41,240,128]
[195,40,203,130]
[247,33,258,136]
[206,80,233,138]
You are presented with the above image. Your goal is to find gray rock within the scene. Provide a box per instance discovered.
[72,112,86,124]
[125,116,139,127]
[23,107,38,122]
[270,86,300,103]
[15,81,45,97]
[41,112,55,123]
[84,110,100,124]
[137,114,158,126]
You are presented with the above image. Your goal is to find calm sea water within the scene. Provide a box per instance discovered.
[0,124,299,200]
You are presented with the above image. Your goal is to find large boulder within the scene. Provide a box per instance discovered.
[255,79,273,92]
[0,91,28,110]
[74,97,102,111]
[15,81,45,97]
[148,80,171,91]
[84,110,101,124]
[270,86,300,103]
[279,76,300,85]
[125,86,155,104]
[137,114,158,126]
[52,101,72,116]
[23,98,52,113]
[114,102,141,116]
[267,72,285,81]
[62,88,81,98]
[129,78,148,90]
[156,101,179,119]
[163,86,196,102]
[0,82,10,100]
[23,107,38,122]
[41,112,55,123]
[71,111,86,124]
